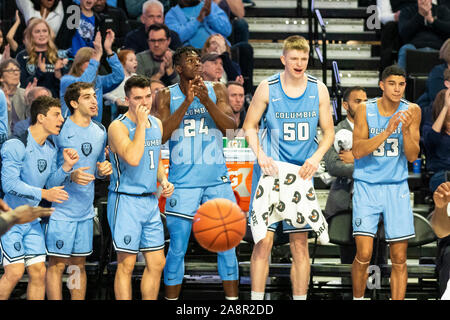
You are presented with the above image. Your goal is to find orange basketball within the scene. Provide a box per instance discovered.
[193,198,246,253]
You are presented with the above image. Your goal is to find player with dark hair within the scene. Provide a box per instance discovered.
[155,46,239,300]
[351,65,421,300]
[107,75,174,300]
[0,96,79,300]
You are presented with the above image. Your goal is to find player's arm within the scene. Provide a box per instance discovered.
[352,102,401,159]
[202,82,237,135]
[155,118,174,198]
[299,82,335,180]
[242,79,278,176]
[400,103,421,163]
[108,105,149,166]
[431,182,450,238]
[47,148,79,188]
[96,129,113,178]
[156,86,194,144]
[1,140,43,201]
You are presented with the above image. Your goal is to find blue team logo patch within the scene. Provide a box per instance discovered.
[14,242,21,251]
[37,159,47,173]
[56,240,64,249]
[169,199,177,207]
[81,143,92,156]
[124,235,132,245]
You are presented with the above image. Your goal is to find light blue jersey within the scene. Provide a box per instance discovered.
[51,118,107,221]
[260,73,320,166]
[109,114,161,195]
[1,129,71,210]
[167,82,229,188]
[353,98,409,184]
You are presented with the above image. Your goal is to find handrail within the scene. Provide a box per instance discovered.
[331,61,343,123]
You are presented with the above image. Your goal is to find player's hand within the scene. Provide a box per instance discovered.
[136,104,150,126]
[42,186,69,203]
[71,166,95,185]
[160,180,174,198]
[339,150,354,164]
[186,79,195,104]
[298,157,319,180]
[193,76,209,104]
[399,109,414,129]
[11,205,54,224]
[62,148,79,171]
[433,182,450,209]
[0,199,11,212]
[258,151,278,176]
[97,161,113,177]
[385,111,402,136]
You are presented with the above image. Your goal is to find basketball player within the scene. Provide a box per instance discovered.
[242,35,335,300]
[45,82,113,300]
[0,96,79,300]
[107,75,174,300]
[155,46,239,300]
[351,65,421,300]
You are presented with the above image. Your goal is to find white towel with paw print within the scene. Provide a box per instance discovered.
[250,161,329,245]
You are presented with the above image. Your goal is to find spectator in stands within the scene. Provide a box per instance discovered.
[165,0,232,49]
[93,0,131,50]
[377,0,415,76]
[124,0,182,54]
[136,23,179,87]
[2,10,21,59]
[417,39,450,125]
[13,86,51,137]
[70,0,101,57]
[201,52,224,82]
[16,0,73,51]
[430,181,450,299]
[227,81,245,130]
[214,0,248,44]
[60,30,124,123]
[16,18,69,98]
[150,78,164,101]
[0,58,26,134]
[104,49,137,116]
[397,0,450,71]
[423,87,450,193]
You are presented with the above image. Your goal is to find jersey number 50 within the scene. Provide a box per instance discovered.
[283,122,309,141]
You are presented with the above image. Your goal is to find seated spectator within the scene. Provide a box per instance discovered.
[430,181,450,300]
[0,58,26,133]
[226,81,245,130]
[15,0,73,51]
[93,0,131,50]
[397,0,450,71]
[423,88,450,193]
[417,39,450,124]
[136,23,179,86]
[165,0,231,49]
[201,52,224,82]
[103,49,137,116]
[60,30,124,123]
[377,0,415,76]
[214,0,248,44]
[202,34,242,84]
[124,0,182,54]
[13,85,51,137]
[16,18,69,98]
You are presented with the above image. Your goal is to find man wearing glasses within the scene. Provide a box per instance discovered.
[136,23,180,87]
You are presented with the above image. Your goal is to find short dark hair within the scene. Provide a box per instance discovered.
[64,82,95,115]
[124,75,151,97]
[147,23,170,39]
[226,81,244,89]
[173,46,199,67]
[343,86,366,102]
[381,65,406,81]
[30,96,61,125]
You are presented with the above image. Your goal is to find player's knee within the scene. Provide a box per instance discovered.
[4,265,25,283]
[148,255,166,273]
[117,259,136,276]
[390,253,407,266]
[355,249,372,263]
[253,237,273,259]
[28,263,46,282]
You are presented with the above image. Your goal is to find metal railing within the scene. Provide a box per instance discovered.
[308,0,327,85]
[331,61,343,123]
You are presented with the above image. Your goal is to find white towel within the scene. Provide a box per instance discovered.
[250,161,329,245]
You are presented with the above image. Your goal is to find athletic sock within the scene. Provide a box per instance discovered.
[225,296,239,300]
[165,297,179,300]
[293,295,307,300]
[353,296,364,300]
[251,291,264,300]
